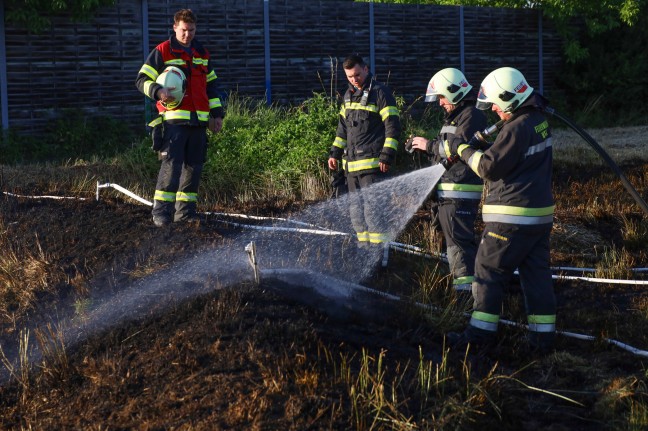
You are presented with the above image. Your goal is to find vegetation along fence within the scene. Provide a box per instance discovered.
[0,0,562,136]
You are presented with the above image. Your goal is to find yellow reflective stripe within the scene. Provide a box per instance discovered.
[333,137,347,149]
[487,232,509,241]
[437,183,483,192]
[457,143,471,157]
[470,311,499,332]
[380,105,399,121]
[193,58,208,66]
[339,106,345,117]
[343,102,379,114]
[528,314,556,324]
[154,190,176,202]
[209,98,222,109]
[368,232,388,243]
[148,117,163,128]
[443,140,451,158]
[196,111,209,122]
[528,314,556,332]
[472,311,499,323]
[453,276,474,285]
[177,192,197,202]
[468,151,483,175]
[452,275,475,284]
[139,64,159,80]
[206,71,217,82]
[342,159,347,170]
[482,205,555,217]
[347,158,380,172]
[163,110,192,121]
[165,59,185,66]
[383,137,398,151]
[143,80,155,96]
[356,231,370,242]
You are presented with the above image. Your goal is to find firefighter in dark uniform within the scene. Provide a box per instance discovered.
[136,9,225,227]
[327,54,401,248]
[447,67,556,353]
[410,68,486,293]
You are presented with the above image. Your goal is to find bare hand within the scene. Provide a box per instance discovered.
[379,162,390,173]
[411,137,429,151]
[158,87,176,104]
[209,117,223,134]
[328,157,338,170]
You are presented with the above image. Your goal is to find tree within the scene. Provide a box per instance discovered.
[5,0,115,33]
[358,0,644,62]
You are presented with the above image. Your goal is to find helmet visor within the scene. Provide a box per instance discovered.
[476,86,492,110]
[424,94,439,103]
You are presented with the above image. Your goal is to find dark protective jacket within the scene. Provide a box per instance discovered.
[427,99,486,201]
[457,92,553,224]
[135,35,224,125]
[330,74,401,174]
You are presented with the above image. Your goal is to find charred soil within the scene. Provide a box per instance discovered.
[1,159,648,430]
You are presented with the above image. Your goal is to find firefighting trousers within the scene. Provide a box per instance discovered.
[152,123,208,221]
[470,222,556,344]
[437,199,479,287]
[347,171,388,245]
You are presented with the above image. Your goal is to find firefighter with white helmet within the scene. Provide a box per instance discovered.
[446,67,556,354]
[136,9,225,227]
[409,68,487,293]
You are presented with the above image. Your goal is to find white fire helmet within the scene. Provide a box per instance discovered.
[476,67,534,113]
[424,68,472,104]
[155,66,186,109]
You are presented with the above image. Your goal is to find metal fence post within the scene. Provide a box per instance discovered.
[0,2,9,131]
[369,0,375,73]
[459,6,465,73]
[264,0,272,105]
[538,9,544,94]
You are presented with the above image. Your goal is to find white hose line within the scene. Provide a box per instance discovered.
[355,283,648,358]
[96,182,153,206]
[7,183,648,283]
[2,191,88,200]
[208,216,351,237]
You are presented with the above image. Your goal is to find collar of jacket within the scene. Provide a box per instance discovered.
[444,99,472,122]
[509,91,549,120]
[168,34,206,56]
[347,72,374,93]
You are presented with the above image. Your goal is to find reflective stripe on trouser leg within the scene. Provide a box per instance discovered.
[174,126,207,219]
[347,174,368,238]
[153,123,190,217]
[469,310,499,332]
[438,200,479,285]
[517,224,556,339]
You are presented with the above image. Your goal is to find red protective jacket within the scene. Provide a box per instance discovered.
[136,35,224,125]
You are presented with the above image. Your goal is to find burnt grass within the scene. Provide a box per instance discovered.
[1,163,648,430]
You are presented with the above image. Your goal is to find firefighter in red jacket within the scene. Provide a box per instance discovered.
[410,68,486,293]
[447,67,556,353]
[328,54,401,249]
[136,9,225,227]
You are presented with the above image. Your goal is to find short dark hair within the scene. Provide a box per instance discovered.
[343,54,365,70]
[174,9,197,25]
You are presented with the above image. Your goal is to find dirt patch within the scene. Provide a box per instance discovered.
[1,142,648,428]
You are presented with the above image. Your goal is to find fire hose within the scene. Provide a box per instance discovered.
[462,108,648,215]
